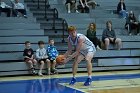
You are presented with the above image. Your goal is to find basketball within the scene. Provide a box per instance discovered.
[56,55,65,64]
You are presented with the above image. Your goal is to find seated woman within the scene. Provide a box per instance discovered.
[77,0,89,13]
[65,0,78,13]
[125,11,140,35]
[117,0,128,18]
[87,23,102,50]
[102,21,122,50]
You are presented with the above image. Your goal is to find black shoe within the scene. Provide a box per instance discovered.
[31,69,37,75]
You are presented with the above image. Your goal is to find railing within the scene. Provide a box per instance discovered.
[62,19,68,43]
[37,0,40,9]
[52,8,58,30]
[30,0,67,43]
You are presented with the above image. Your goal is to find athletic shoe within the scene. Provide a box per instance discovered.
[84,78,92,86]
[31,70,36,75]
[69,77,76,85]
[24,15,27,18]
[68,11,71,13]
[38,72,43,76]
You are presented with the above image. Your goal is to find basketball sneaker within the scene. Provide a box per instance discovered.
[84,78,92,86]
[69,77,76,85]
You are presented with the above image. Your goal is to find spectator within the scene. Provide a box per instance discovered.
[77,0,89,13]
[87,23,102,50]
[23,41,37,75]
[102,21,122,50]
[0,0,11,17]
[36,41,51,76]
[65,0,79,13]
[117,0,127,18]
[125,11,140,35]
[87,0,100,9]
[47,39,58,74]
[11,0,27,18]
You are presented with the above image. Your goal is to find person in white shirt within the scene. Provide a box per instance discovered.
[36,41,51,76]
[12,0,27,18]
[0,0,11,17]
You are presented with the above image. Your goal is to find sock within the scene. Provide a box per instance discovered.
[88,76,92,79]
[73,76,76,78]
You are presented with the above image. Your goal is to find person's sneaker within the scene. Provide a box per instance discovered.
[97,45,102,50]
[76,10,79,13]
[31,69,36,75]
[24,15,27,18]
[129,33,132,36]
[38,72,43,76]
[84,78,92,86]
[69,77,76,85]
[68,11,71,13]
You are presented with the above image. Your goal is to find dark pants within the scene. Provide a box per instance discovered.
[0,7,11,17]
[89,37,101,48]
[77,5,89,13]
[127,23,140,34]
[12,9,27,17]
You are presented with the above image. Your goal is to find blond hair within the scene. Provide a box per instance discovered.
[68,26,76,32]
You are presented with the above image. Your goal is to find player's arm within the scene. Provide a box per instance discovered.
[65,36,83,62]
[64,39,73,58]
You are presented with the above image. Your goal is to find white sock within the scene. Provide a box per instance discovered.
[88,76,92,79]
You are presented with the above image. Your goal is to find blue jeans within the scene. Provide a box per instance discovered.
[119,10,128,18]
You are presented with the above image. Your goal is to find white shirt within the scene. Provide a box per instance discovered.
[0,2,11,8]
[36,48,48,60]
[13,2,24,9]
[121,4,124,10]
[68,33,96,52]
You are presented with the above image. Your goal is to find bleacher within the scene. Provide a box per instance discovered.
[0,0,139,76]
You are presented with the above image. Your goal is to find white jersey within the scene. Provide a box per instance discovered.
[68,33,96,56]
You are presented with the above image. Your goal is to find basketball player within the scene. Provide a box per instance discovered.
[63,26,96,86]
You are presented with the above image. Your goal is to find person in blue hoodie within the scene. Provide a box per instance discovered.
[47,39,59,74]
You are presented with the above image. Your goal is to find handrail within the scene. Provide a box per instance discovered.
[52,8,59,30]
[37,0,40,9]
[44,0,47,20]
[62,19,68,43]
